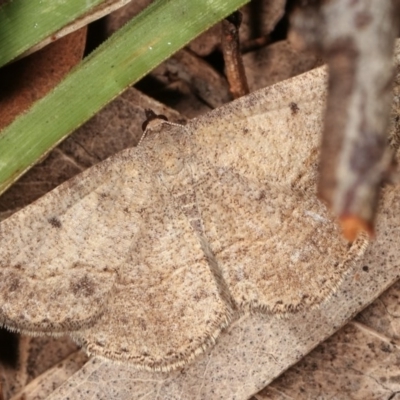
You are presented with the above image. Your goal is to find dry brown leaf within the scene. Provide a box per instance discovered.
[0,335,80,400]
[149,49,231,109]
[254,281,400,399]
[243,40,322,91]
[0,27,87,129]
[238,0,286,45]
[9,350,88,400]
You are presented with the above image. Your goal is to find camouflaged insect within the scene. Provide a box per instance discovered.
[0,66,368,371]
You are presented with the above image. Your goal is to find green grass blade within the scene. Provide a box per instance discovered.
[0,0,249,195]
[0,0,104,66]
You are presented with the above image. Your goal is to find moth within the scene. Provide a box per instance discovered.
[0,66,367,372]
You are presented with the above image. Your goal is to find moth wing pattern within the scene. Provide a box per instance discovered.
[0,123,232,371]
[189,66,369,314]
[0,157,129,333]
[0,65,370,372]
[70,124,233,371]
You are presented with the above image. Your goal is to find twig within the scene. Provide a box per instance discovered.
[291,0,400,241]
[221,11,249,99]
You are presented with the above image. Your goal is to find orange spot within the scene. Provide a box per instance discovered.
[340,215,374,242]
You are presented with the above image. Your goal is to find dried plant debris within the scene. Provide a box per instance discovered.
[148,49,231,110]
[8,350,88,400]
[243,40,322,91]
[0,27,87,129]
[254,280,400,399]
[0,335,81,400]
[291,0,400,240]
[0,65,371,372]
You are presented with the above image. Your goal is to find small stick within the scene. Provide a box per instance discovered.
[221,11,249,99]
[291,0,399,241]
